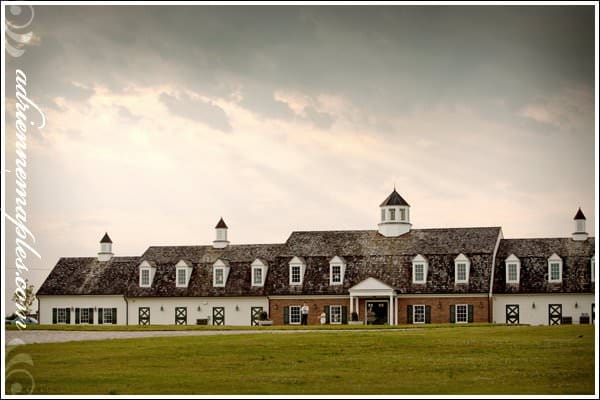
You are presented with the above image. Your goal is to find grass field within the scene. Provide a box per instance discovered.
[5,325,596,395]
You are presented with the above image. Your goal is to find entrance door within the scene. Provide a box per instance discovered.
[175,307,187,325]
[139,307,150,325]
[251,307,263,326]
[213,307,225,325]
[548,304,562,325]
[366,301,388,325]
[505,304,519,324]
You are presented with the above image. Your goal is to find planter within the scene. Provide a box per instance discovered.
[257,320,273,326]
[348,321,364,325]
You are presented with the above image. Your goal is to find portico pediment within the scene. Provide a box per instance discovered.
[349,277,394,292]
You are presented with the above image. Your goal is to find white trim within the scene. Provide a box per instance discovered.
[289,305,301,325]
[329,305,343,325]
[140,268,151,287]
[213,259,230,287]
[505,254,521,284]
[455,303,468,324]
[548,253,563,283]
[413,304,426,324]
[454,253,470,284]
[412,254,428,284]
[329,256,346,286]
[138,260,157,288]
[365,299,390,325]
[251,258,268,287]
[289,256,306,286]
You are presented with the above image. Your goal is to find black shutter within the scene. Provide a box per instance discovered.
[112,308,117,324]
[52,308,57,324]
[98,308,104,324]
[75,308,80,324]
[407,305,413,324]
[89,308,94,324]
[283,306,289,324]
[342,306,348,324]
[450,305,456,323]
[324,306,330,324]
[65,308,71,324]
[425,305,431,324]
[468,305,474,323]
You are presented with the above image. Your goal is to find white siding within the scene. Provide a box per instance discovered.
[37,295,126,325]
[126,297,269,326]
[493,294,595,325]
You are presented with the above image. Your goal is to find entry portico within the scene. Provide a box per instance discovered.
[349,277,397,325]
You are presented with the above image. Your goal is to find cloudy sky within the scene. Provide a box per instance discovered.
[4,5,596,307]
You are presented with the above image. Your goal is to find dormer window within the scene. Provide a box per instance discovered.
[289,256,307,286]
[389,209,396,221]
[138,260,156,288]
[381,209,385,221]
[505,254,520,284]
[400,208,406,221]
[329,256,346,285]
[454,254,470,284]
[548,253,563,283]
[213,259,230,287]
[412,254,428,284]
[251,258,268,287]
[175,260,192,288]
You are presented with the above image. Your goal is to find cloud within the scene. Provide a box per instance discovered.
[303,106,334,129]
[239,85,295,120]
[116,105,141,123]
[159,92,232,133]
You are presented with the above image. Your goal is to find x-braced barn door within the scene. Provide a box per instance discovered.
[139,307,150,325]
[251,307,263,326]
[175,307,187,325]
[548,304,562,325]
[505,304,519,324]
[212,307,225,325]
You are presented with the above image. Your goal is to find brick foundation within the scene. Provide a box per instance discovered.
[268,298,349,325]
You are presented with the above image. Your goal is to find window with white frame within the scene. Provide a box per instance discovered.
[413,305,426,324]
[289,305,301,324]
[505,254,520,284]
[291,265,301,284]
[329,256,346,286]
[253,268,263,285]
[412,254,428,284]
[214,268,224,286]
[103,308,114,324]
[57,308,67,324]
[251,259,268,287]
[140,268,150,287]
[381,208,385,221]
[212,259,230,287]
[454,254,470,284]
[331,265,341,283]
[177,268,187,287]
[548,253,562,283]
[455,304,468,323]
[400,208,406,221]
[389,208,396,221]
[330,305,342,324]
[80,308,90,324]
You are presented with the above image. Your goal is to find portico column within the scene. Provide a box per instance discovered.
[350,295,354,315]
[389,295,393,325]
[395,296,399,325]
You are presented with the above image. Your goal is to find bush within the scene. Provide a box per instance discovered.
[259,311,269,321]
[351,312,359,321]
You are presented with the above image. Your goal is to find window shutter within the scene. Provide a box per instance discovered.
[52,308,57,324]
[112,308,118,324]
[89,308,94,324]
[283,306,289,324]
[324,305,330,324]
[407,305,413,324]
[98,308,104,324]
[75,308,80,324]
[450,305,455,323]
[65,308,71,324]
[425,305,431,324]
[468,305,474,323]
[341,306,348,324]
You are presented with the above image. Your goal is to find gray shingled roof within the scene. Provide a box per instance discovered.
[493,237,595,294]
[379,189,410,207]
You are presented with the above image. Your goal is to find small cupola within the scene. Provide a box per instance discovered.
[213,217,230,248]
[98,232,114,261]
[378,188,412,237]
[572,208,588,241]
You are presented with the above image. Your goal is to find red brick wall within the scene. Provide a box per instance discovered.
[268,298,349,325]
[396,297,489,324]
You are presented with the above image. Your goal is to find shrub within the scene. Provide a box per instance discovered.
[259,311,269,321]
[351,312,359,321]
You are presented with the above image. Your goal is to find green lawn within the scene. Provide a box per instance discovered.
[5,325,595,395]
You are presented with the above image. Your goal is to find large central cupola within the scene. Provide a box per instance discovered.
[377,188,411,237]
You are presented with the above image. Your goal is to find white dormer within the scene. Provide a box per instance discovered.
[412,254,428,284]
[251,258,268,287]
[139,260,157,288]
[505,254,521,284]
[329,256,347,285]
[213,259,230,287]
[289,256,307,286]
[548,253,563,283]
[175,260,193,288]
[377,188,412,237]
[98,232,114,262]
[454,253,471,284]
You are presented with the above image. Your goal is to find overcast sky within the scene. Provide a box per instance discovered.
[4,5,596,309]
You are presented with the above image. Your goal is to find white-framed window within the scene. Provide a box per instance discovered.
[177,268,187,287]
[381,208,386,221]
[389,208,396,221]
[329,256,346,286]
[291,266,301,283]
[412,254,428,284]
[331,265,341,283]
[455,304,468,323]
[505,254,520,284]
[289,305,301,324]
[253,268,262,285]
[413,305,426,324]
[592,256,595,283]
[212,259,230,287]
[103,308,114,324]
[214,268,224,286]
[454,254,470,284]
[548,253,563,283]
[400,208,406,221]
[289,257,306,285]
[140,269,150,287]
[57,308,67,324]
[251,259,268,287]
[330,305,342,324]
[80,308,90,324]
